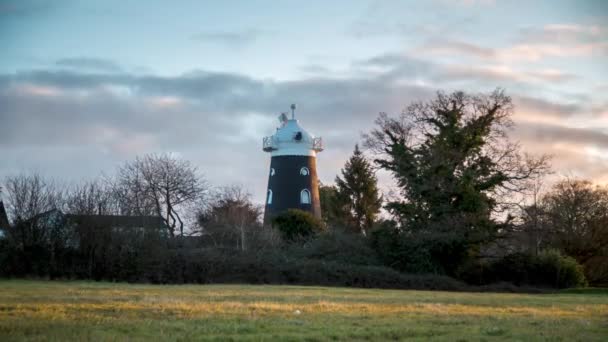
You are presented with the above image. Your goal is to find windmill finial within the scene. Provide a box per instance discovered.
[291,104,296,119]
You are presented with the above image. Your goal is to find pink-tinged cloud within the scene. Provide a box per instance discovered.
[501,43,608,61]
[435,0,496,6]
[15,83,62,97]
[416,23,608,63]
[109,133,158,157]
[513,96,582,123]
[146,96,183,108]
[543,24,603,35]
[442,64,577,83]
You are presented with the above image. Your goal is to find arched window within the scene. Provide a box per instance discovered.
[270,168,275,176]
[300,189,311,204]
[267,189,273,204]
[300,167,309,176]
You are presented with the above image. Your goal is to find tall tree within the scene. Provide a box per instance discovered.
[3,173,64,224]
[335,145,383,236]
[114,153,208,237]
[542,180,608,264]
[1,173,70,275]
[517,179,608,285]
[319,183,346,228]
[197,185,261,250]
[364,89,549,273]
[66,179,118,215]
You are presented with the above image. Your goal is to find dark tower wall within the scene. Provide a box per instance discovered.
[263,155,321,225]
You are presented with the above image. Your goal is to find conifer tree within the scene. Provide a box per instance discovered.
[335,145,382,235]
[364,89,550,273]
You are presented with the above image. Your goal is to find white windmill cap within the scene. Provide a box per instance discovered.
[262,106,323,156]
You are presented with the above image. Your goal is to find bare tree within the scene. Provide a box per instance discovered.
[3,173,63,223]
[197,185,262,251]
[114,153,208,237]
[514,175,549,255]
[65,179,118,215]
[1,172,70,272]
[542,179,608,264]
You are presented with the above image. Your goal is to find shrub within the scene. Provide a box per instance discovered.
[583,256,608,286]
[287,230,382,266]
[368,222,436,273]
[272,209,325,242]
[462,250,587,289]
[455,259,492,286]
[369,223,468,275]
[534,249,587,289]
[204,251,465,291]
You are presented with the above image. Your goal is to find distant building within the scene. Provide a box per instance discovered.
[15,209,168,247]
[0,201,9,239]
[67,213,168,238]
[262,104,324,224]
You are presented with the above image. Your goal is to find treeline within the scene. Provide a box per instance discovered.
[1,89,605,289]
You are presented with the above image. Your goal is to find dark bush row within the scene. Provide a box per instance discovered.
[0,239,463,290]
[457,250,587,289]
[0,224,587,290]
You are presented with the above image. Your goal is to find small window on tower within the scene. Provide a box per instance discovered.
[300,189,311,204]
[300,167,309,176]
[270,168,275,176]
[267,189,273,204]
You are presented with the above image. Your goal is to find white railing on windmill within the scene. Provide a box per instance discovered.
[262,105,324,155]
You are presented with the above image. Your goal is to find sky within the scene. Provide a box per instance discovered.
[1,0,607,205]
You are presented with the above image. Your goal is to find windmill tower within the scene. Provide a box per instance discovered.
[262,104,323,224]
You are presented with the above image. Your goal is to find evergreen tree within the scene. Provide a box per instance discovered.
[319,183,345,228]
[335,145,383,236]
[364,89,549,274]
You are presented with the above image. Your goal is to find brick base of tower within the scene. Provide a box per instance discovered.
[263,155,321,225]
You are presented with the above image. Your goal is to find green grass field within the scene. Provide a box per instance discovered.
[0,280,606,341]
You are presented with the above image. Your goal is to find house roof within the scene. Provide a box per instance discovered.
[66,214,167,229]
[14,207,167,231]
[0,201,10,230]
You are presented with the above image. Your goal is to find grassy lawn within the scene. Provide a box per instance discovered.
[0,280,606,341]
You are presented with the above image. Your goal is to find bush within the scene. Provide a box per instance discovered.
[199,250,465,290]
[535,250,587,289]
[460,250,587,289]
[369,222,469,275]
[287,231,382,266]
[272,209,325,242]
[583,256,608,286]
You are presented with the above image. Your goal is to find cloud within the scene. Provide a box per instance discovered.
[1,51,605,202]
[361,53,578,87]
[55,57,123,73]
[298,64,332,75]
[434,0,495,6]
[0,0,57,17]
[0,66,435,203]
[502,24,608,61]
[512,122,608,182]
[515,122,608,149]
[414,23,608,65]
[417,39,496,59]
[440,64,579,84]
[191,29,267,47]
[418,40,607,63]
[501,43,608,62]
[518,24,606,45]
[591,102,608,118]
[514,96,583,121]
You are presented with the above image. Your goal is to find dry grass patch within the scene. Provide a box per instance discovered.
[1,280,607,341]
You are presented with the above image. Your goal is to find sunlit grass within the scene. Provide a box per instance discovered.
[1,280,607,341]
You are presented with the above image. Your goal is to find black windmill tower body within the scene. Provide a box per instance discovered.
[262,104,324,224]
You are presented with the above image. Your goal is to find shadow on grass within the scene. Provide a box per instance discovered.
[559,288,608,295]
